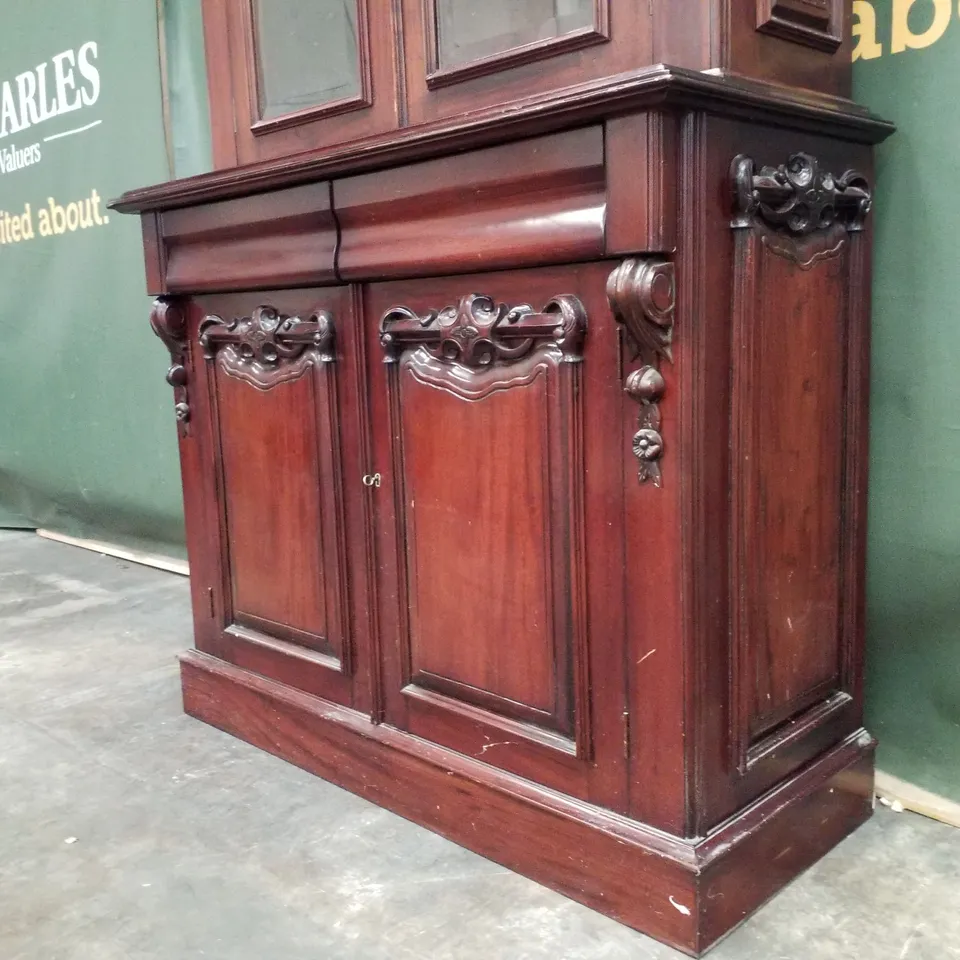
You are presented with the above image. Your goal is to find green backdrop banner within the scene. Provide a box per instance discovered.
[0,0,186,553]
[854,0,960,800]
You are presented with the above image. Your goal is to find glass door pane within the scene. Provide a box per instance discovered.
[435,0,595,69]
[253,0,361,120]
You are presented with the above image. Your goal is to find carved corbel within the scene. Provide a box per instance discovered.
[731,152,872,266]
[607,259,675,487]
[199,305,335,390]
[149,297,191,435]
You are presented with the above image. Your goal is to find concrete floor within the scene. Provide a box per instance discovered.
[1,529,958,960]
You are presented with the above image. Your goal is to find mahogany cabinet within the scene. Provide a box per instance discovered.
[115,3,894,954]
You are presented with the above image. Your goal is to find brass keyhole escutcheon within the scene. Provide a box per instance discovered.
[362,473,382,488]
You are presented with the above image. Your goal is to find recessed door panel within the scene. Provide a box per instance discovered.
[216,362,337,656]
[398,334,573,735]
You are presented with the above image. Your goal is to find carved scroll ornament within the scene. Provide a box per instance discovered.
[380,293,587,367]
[149,297,190,435]
[199,305,335,390]
[606,259,675,363]
[607,259,675,488]
[732,152,872,236]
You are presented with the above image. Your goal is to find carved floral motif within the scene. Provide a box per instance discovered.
[633,428,663,464]
[199,306,335,390]
[379,293,586,367]
[149,297,190,434]
[732,152,872,236]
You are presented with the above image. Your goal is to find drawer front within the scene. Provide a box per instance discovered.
[366,262,628,807]
[335,127,606,282]
[159,184,338,294]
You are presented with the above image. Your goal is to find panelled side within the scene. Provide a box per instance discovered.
[690,119,875,830]
[729,216,850,770]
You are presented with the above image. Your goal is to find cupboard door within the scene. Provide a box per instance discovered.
[188,287,370,708]
[205,0,400,166]
[367,263,627,808]
[400,0,651,126]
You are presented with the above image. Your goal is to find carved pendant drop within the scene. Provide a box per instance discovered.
[607,259,675,488]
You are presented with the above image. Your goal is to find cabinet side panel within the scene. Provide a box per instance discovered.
[692,119,873,830]
[732,238,847,743]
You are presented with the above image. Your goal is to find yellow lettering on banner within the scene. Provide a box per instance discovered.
[1,191,110,247]
[48,196,66,235]
[21,203,34,240]
[853,1,884,59]
[0,203,35,244]
[892,0,951,52]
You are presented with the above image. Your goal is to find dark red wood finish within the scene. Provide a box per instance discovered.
[120,8,892,953]
[194,1,860,170]
[160,183,338,293]
[676,119,876,832]
[654,0,852,97]
[335,127,606,281]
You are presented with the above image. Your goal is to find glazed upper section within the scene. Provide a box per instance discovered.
[198,0,854,169]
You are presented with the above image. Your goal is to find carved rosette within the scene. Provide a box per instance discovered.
[732,152,872,266]
[380,293,587,367]
[149,297,191,435]
[199,306,335,390]
[607,259,675,488]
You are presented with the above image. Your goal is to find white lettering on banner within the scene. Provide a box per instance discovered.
[0,42,100,142]
[0,143,42,173]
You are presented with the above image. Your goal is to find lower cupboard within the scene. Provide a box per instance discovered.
[125,93,887,955]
